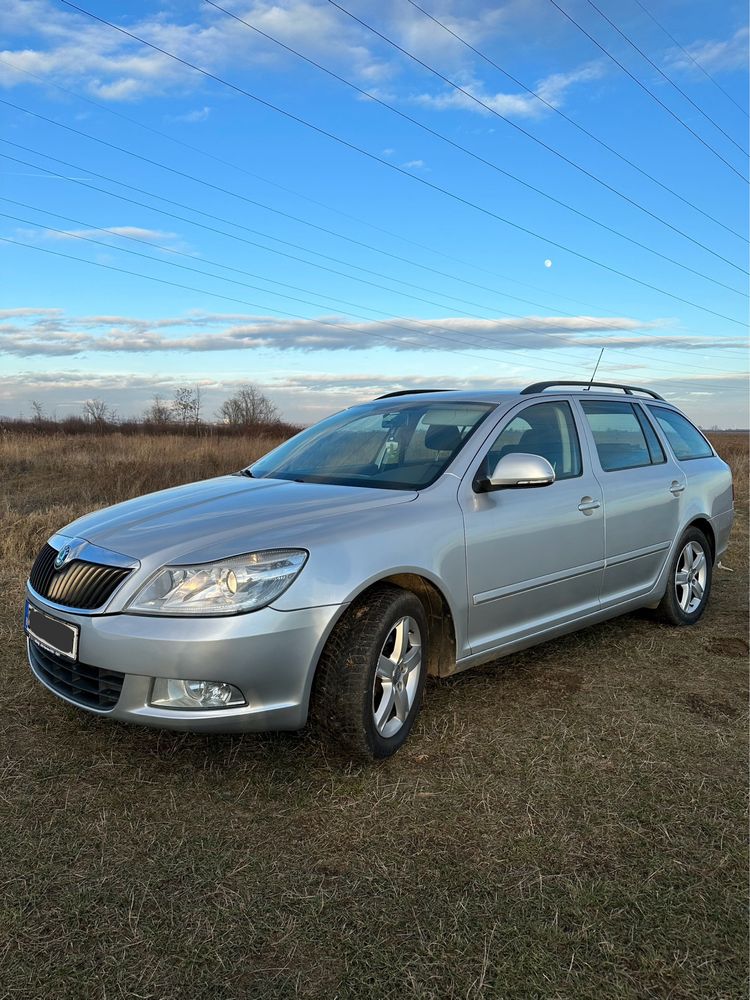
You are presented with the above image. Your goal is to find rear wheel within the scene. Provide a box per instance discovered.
[657,527,712,626]
[312,585,428,760]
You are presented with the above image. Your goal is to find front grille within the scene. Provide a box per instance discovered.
[29,543,131,610]
[29,641,124,710]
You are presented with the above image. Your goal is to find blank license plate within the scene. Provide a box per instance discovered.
[25,602,79,661]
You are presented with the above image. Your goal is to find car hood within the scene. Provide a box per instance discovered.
[61,475,418,565]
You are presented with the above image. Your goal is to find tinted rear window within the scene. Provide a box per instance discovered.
[647,407,714,460]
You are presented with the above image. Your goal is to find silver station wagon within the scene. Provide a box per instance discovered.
[25,381,734,759]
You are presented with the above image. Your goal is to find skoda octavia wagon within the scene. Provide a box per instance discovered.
[25,381,734,759]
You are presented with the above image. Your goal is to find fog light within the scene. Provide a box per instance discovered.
[150,678,246,710]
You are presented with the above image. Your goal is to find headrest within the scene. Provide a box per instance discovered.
[424,425,462,452]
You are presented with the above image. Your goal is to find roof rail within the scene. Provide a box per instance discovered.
[521,380,665,401]
[375,389,453,400]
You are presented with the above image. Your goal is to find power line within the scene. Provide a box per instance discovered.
[20,100,742,329]
[4,143,747,367]
[403,0,747,242]
[3,202,745,383]
[630,0,749,119]
[48,3,750,325]
[0,57,659,322]
[0,234,742,395]
[5,74,746,331]
[0,234,604,374]
[6,143,676,340]
[583,0,748,155]
[6,56,739,365]
[546,0,749,182]
[605,346,748,375]
[209,0,744,276]
[0,204,610,374]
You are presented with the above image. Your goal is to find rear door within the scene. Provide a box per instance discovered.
[458,399,605,655]
[576,398,686,605]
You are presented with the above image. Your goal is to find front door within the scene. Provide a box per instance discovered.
[458,400,605,655]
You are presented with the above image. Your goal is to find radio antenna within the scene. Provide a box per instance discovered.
[586,348,605,390]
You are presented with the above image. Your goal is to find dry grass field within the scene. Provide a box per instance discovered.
[1,428,747,999]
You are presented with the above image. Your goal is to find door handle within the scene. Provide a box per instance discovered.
[669,481,686,495]
[578,497,601,513]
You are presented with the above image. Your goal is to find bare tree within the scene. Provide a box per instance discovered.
[217,384,279,426]
[172,385,202,427]
[30,399,45,423]
[82,398,112,425]
[143,394,173,425]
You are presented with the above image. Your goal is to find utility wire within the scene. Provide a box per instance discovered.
[5,143,672,338]
[630,0,749,119]
[5,143,747,377]
[209,0,743,274]
[0,56,652,321]
[4,68,744,366]
[4,199,744,382]
[403,0,747,242]
[4,144,746,366]
[0,204,610,374]
[546,0,749,181]
[605,346,748,376]
[0,234,602,375]
[0,234,741,394]
[17,100,743,328]
[10,186,700,376]
[583,0,748,155]
[49,2,750,324]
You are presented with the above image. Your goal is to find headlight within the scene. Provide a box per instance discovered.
[126,549,307,616]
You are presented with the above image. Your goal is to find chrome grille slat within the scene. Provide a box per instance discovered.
[29,543,131,610]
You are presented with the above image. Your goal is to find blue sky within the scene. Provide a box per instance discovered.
[1,0,748,426]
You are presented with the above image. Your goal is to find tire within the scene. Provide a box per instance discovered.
[657,526,713,626]
[312,585,428,760]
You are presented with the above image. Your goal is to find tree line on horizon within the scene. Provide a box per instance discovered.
[5,384,299,436]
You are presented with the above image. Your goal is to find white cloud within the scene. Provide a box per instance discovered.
[0,0,393,102]
[168,106,212,124]
[46,226,181,243]
[1,307,742,358]
[666,26,749,75]
[415,61,605,118]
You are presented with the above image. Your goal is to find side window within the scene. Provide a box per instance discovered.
[484,401,582,480]
[647,407,714,460]
[581,400,657,472]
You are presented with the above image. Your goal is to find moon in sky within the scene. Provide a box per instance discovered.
[544,259,553,268]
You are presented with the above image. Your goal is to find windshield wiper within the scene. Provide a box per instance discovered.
[237,469,255,478]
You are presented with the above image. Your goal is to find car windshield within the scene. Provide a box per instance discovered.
[249,400,495,490]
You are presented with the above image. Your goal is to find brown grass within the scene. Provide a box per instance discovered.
[0,429,747,999]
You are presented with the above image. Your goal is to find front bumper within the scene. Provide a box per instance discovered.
[25,589,342,732]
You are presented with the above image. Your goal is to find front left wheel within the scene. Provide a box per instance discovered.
[312,585,428,760]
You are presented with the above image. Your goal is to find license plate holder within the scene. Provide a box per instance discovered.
[24,601,79,661]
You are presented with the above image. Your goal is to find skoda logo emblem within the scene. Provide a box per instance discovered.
[54,544,71,570]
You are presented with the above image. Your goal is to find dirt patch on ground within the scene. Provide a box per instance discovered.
[704,636,749,658]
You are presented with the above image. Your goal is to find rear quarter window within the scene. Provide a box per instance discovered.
[647,407,714,461]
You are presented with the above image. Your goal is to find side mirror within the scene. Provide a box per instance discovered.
[476,452,555,492]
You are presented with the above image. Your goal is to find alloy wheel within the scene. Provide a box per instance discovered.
[372,616,422,738]
[674,541,707,614]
